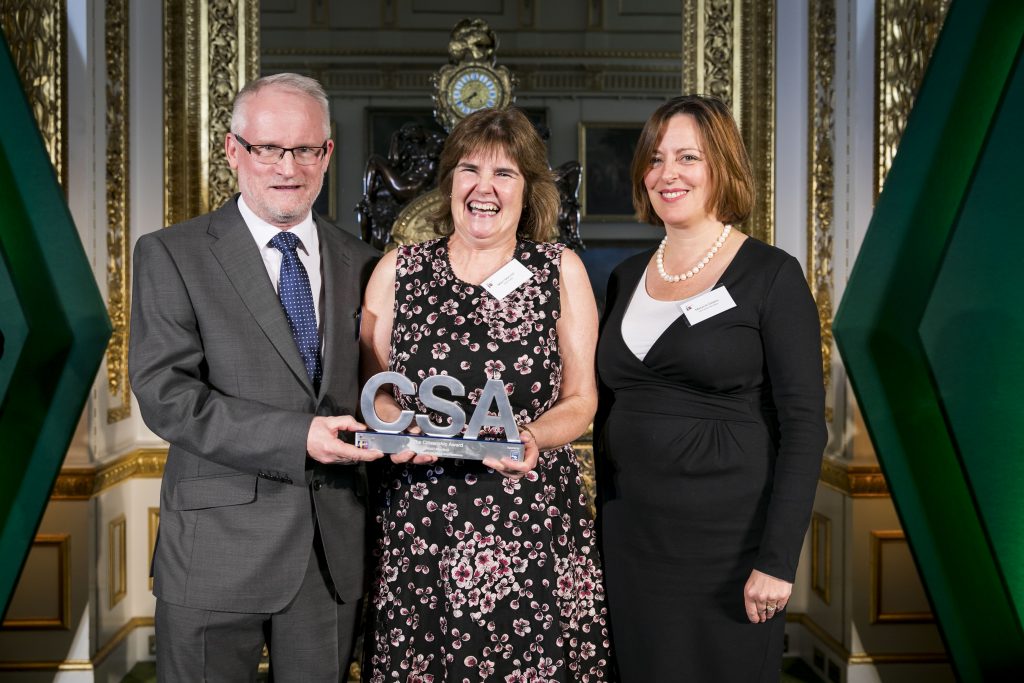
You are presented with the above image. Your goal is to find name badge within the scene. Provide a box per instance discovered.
[482,259,533,299]
[680,286,737,326]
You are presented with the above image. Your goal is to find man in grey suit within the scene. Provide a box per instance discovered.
[129,73,382,681]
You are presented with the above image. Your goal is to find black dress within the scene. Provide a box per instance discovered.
[364,237,613,683]
[595,238,826,682]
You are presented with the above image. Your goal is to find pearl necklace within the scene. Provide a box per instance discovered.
[655,224,732,283]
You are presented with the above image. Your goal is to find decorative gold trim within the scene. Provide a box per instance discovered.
[787,612,948,664]
[94,616,155,666]
[819,455,889,497]
[244,0,260,91]
[295,64,680,95]
[164,0,201,225]
[148,507,160,591]
[681,0,774,244]
[0,0,67,188]
[808,0,835,418]
[108,515,127,609]
[207,0,241,209]
[1,534,70,630]
[51,448,168,500]
[875,0,950,196]
[105,0,131,423]
[741,0,774,246]
[810,512,832,605]
[164,0,259,226]
[870,530,934,624]
[0,660,92,671]
[263,47,682,60]
[0,617,155,670]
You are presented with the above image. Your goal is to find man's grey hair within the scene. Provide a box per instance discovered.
[231,73,330,138]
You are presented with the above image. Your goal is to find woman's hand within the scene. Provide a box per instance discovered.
[743,569,792,623]
[483,426,540,479]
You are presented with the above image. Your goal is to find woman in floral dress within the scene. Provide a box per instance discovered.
[360,107,612,682]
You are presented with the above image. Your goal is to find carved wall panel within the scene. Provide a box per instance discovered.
[809,0,836,415]
[164,0,260,226]
[875,0,950,196]
[106,0,130,423]
[682,0,774,245]
[0,0,66,188]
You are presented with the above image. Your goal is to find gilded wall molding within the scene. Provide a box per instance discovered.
[820,455,889,497]
[681,0,775,245]
[105,0,130,423]
[870,530,934,624]
[786,612,948,664]
[808,0,836,416]
[107,515,127,609]
[0,617,156,671]
[875,0,950,196]
[0,0,67,187]
[51,448,168,500]
[0,534,70,630]
[164,0,259,226]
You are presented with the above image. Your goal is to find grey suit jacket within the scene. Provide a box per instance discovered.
[128,198,378,612]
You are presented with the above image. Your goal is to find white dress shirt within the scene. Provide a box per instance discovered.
[237,195,322,330]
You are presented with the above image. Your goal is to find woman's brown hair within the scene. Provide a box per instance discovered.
[432,107,559,241]
[631,95,755,226]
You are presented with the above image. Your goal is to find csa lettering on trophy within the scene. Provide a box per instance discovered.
[354,372,524,461]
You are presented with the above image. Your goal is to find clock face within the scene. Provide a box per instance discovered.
[448,67,501,118]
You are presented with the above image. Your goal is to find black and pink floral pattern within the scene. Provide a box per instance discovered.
[365,237,612,683]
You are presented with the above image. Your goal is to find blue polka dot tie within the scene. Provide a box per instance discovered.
[269,231,322,388]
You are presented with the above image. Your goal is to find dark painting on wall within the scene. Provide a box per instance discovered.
[579,123,643,221]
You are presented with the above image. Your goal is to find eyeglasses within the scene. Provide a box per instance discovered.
[232,133,328,166]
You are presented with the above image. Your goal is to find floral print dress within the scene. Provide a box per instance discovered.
[364,237,612,683]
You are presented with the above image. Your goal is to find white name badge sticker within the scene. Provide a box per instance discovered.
[680,286,737,326]
[482,259,533,299]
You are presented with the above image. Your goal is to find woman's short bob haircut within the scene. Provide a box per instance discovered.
[631,95,755,227]
[432,107,559,242]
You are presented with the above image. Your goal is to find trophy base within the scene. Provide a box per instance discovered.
[354,432,522,461]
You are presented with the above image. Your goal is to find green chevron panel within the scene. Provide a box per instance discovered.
[0,30,111,616]
[833,0,1024,679]
[919,45,1024,625]
[0,257,27,403]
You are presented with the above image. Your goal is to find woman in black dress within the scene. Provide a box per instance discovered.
[361,107,612,682]
[595,95,826,681]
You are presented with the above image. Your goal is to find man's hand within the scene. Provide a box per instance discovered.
[307,415,385,464]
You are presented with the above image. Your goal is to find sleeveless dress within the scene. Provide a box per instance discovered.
[595,238,826,682]
[365,237,612,683]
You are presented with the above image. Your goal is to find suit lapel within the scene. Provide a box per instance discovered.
[317,214,354,395]
[208,200,315,396]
